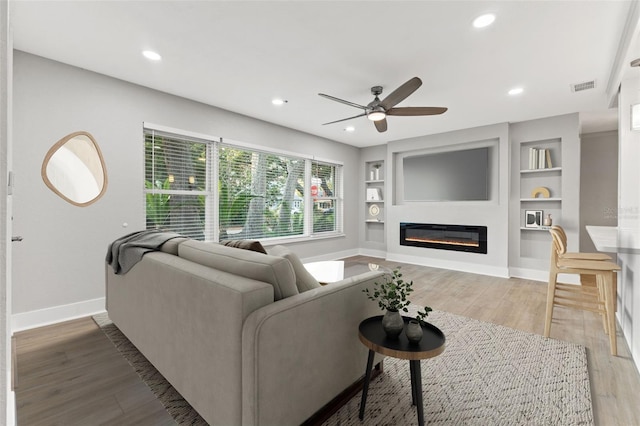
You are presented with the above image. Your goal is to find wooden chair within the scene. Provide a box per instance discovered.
[545,227,621,355]
[551,225,612,286]
[551,225,612,261]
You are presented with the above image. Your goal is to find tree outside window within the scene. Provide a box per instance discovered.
[144,128,342,242]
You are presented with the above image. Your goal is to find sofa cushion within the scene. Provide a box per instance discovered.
[267,245,321,293]
[178,240,298,301]
[221,239,267,254]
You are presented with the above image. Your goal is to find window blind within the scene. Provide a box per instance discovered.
[144,126,343,243]
[144,129,214,240]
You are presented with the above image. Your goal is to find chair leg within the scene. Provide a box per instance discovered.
[544,272,558,337]
[602,271,617,356]
[596,275,608,334]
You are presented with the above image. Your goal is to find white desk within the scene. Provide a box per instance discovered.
[586,225,640,254]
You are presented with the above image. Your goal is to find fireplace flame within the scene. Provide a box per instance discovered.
[405,237,479,248]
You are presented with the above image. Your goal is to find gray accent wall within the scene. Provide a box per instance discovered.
[12,51,361,323]
[580,130,618,255]
[385,123,510,277]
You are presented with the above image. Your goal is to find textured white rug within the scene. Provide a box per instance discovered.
[94,309,593,426]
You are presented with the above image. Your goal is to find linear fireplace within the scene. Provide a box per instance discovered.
[400,222,488,254]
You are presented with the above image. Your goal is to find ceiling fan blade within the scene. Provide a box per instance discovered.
[318,93,367,110]
[379,77,423,110]
[322,112,367,126]
[387,106,448,116]
[374,118,388,133]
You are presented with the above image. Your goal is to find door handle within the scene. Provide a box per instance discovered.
[11,236,23,242]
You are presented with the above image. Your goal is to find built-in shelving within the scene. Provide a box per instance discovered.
[520,198,562,202]
[365,160,385,244]
[520,167,562,174]
[518,138,562,262]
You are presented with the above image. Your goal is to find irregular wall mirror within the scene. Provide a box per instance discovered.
[42,131,108,206]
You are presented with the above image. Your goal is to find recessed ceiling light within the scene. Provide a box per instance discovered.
[508,87,524,96]
[272,98,287,106]
[344,126,355,132]
[473,13,496,28]
[142,50,162,61]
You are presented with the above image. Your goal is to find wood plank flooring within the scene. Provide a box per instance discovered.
[15,256,640,425]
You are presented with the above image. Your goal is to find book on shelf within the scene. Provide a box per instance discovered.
[528,147,553,169]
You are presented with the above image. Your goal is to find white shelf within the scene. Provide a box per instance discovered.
[520,167,562,174]
[365,180,384,184]
[365,220,385,224]
[365,200,384,203]
[520,226,552,231]
[520,198,561,202]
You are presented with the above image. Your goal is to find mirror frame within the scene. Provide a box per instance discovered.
[41,131,108,207]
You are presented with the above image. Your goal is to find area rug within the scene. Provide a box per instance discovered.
[93,310,593,425]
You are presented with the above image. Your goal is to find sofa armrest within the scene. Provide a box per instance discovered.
[241,270,388,426]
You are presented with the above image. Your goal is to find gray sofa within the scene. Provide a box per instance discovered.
[105,238,386,425]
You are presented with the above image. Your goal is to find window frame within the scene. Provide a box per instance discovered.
[143,123,344,244]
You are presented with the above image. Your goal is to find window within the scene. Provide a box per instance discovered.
[144,129,213,240]
[144,126,342,242]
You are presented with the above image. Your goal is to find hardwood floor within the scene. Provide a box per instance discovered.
[15,256,640,425]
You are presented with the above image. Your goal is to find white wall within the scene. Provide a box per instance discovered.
[617,72,640,370]
[11,51,362,329]
[385,123,510,277]
[1,0,14,422]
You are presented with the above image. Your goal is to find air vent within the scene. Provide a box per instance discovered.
[571,80,596,92]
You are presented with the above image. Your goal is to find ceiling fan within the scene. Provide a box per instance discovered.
[318,77,447,133]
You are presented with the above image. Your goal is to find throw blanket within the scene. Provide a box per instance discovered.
[106,230,183,275]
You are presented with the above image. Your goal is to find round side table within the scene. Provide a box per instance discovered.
[358,315,445,426]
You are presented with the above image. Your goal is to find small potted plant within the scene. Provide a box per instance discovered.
[363,268,431,339]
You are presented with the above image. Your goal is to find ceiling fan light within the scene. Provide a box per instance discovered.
[367,111,386,121]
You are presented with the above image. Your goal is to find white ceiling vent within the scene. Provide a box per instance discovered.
[571,80,596,92]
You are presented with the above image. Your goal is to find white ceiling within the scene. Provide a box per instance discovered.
[10,1,629,147]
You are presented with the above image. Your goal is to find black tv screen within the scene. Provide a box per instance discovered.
[402,147,489,201]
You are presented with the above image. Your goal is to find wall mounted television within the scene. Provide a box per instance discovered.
[402,147,490,201]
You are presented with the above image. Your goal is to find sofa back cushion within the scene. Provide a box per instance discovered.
[178,240,298,301]
[220,239,267,254]
[267,245,321,293]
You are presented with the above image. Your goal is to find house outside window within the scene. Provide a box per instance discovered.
[144,126,343,242]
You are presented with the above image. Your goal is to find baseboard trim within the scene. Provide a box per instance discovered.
[386,253,510,278]
[12,298,106,332]
[357,248,387,259]
[509,267,580,284]
[302,248,360,263]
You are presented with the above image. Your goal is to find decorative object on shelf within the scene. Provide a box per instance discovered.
[525,210,543,228]
[366,187,382,201]
[362,267,432,339]
[406,319,423,343]
[530,186,551,198]
[368,204,380,217]
[373,163,382,180]
[544,214,553,226]
[381,309,404,339]
[370,170,375,180]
